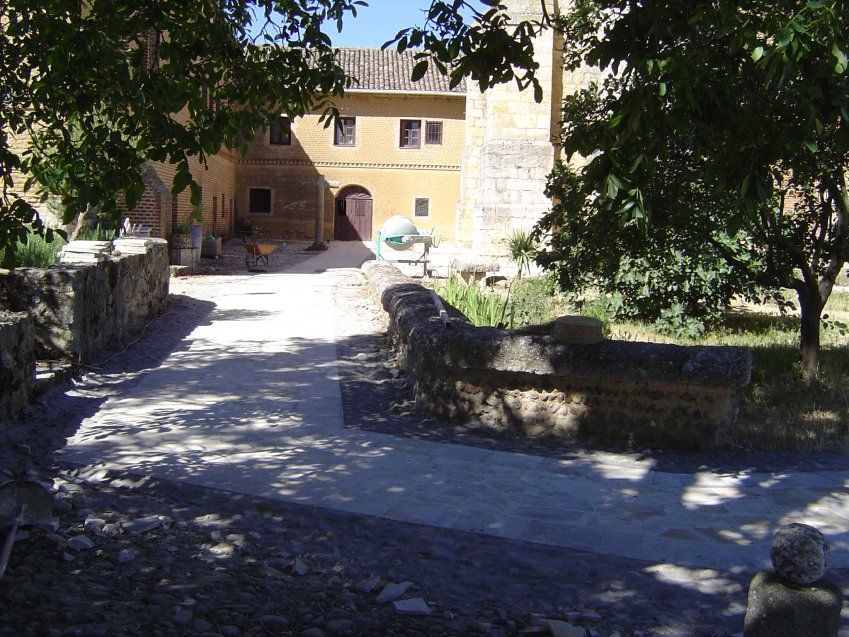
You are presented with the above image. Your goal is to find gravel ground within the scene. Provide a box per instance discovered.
[189,239,316,277]
[1,258,845,637]
[0,467,750,637]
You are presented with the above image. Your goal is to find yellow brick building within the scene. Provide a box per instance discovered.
[235,49,466,243]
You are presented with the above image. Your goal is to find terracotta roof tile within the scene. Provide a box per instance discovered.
[335,48,466,95]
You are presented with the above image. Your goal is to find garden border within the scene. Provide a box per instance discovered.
[362,261,753,451]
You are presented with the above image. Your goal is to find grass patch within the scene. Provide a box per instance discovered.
[605,306,849,451]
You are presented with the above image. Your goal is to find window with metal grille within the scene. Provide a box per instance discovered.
[334,117,356,146]
[414,198,430,217]
[269,117,291,145]
[249,188,272,214]
[400,120,421,148]
[145,30,162,70]
[425,121,443,145]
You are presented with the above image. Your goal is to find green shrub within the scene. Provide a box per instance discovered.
[0,231,66,268]
[510,275,559,326]
[438,275,514,328]
[77,224,116,241]
[505,229,537,278]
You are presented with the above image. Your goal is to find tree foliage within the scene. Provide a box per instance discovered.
[539,0,849,376]
[0,0,539,267]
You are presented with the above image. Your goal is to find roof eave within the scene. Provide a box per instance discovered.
[345,88,467,98]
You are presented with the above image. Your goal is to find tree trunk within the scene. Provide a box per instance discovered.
[797,289,823,382]
[69,212,87,241]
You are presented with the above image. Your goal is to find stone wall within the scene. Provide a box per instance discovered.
[0,312,35,422]
[456,0,599,258]
[363,261,753,451]
[0,240,169,364]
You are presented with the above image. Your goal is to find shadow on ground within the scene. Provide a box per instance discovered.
[4,264,846,637]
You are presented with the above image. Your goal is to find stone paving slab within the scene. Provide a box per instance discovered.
[59,243,849,573]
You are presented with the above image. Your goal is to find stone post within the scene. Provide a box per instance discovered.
[551,315,605,344]
[744,523,843,637]
[304,178,340,251]
[0,311,35,421]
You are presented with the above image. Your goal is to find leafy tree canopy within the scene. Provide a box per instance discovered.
[0,0,540,266]
[539,0,849,378]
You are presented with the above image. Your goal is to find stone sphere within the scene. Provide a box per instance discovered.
[770,523,829,586]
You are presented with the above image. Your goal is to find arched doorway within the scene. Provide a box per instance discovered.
[334,186,373,241]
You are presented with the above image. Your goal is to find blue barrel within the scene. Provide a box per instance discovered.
[190,223,203,249]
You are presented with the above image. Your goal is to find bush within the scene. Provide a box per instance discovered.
[0,232,66,268]
[438,275,513,328]
[77,223,116,241]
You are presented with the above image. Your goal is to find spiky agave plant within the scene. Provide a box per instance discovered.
[506,229,537,279]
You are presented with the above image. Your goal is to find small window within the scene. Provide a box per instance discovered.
[414,198,430,217]
[145,29,161,70]
[249,188,272,214]
[270,117,292,146]
[400,120,421,149]
[425,121,443,145]
[334,117,356,146]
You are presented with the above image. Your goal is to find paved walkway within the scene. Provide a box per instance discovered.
[60,243,849,572]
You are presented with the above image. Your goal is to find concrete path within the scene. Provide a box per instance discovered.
[60,243,849,573]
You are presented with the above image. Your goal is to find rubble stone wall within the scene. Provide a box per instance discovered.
[0,240,169,364]
[0,312,35,421]
[363,261,753,451]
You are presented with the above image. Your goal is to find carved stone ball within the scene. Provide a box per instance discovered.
[770,523,829,586]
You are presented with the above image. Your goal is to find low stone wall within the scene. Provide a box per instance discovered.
[0,240,169,364]
[363,261,753,451]
[0,311,35,421]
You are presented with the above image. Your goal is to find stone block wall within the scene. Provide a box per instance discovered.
[0,240,169,364]
[363,261,753,451]
[0,312,35,422]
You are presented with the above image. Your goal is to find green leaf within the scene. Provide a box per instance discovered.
[410,60,429,82]
[751,46,765,62]
[832,44,848,74]
[172,167,190,195]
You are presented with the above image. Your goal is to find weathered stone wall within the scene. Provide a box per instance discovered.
[363,261,753,451]
[0,240,169,364]
[0,312,35,422]
[456,0,598,258]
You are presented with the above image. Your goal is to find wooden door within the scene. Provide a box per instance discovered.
[335,190,373,241]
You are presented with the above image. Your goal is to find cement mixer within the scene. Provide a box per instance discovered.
[375,216,441,277]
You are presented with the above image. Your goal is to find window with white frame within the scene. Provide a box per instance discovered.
[269,117,292,145]
[400,120,422,148]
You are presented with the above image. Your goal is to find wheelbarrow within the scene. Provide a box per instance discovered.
[242,234,278,271]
